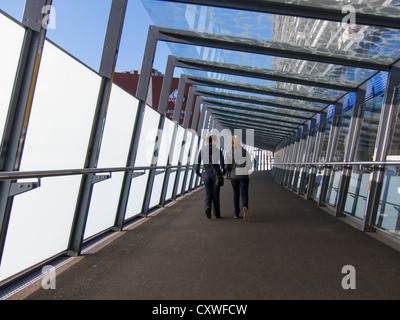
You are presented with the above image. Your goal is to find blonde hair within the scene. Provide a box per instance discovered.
[206,135,217,145]
[231,135,242,148]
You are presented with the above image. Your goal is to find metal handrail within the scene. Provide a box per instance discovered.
[0,164,198,181]
[272,161,400,167]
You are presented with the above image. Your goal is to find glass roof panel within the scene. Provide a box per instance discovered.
[143,0,400,65]
[141,0,400,147]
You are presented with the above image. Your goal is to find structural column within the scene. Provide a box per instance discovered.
[306,113,326,199]
[318,102,343,206]
[141,55,176,216]
[363,63,400,231]
[0,0,52,266]
[335,85,367,217]
[68,0,127,255]
[114,25,158,229]
[159,74,188,205]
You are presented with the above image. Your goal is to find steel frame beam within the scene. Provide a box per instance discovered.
[362,61,400,232]
[173,57,356,92]
[68,0,127,255]
[0,0,52,267]
[186,76,337,105]
[158,0,400,30]
[156,26,389,71]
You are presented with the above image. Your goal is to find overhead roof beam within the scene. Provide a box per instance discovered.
[204,99,312,120]
[218,122,286,141]
[214,115,295,133]
[159,0,400,30]
[188,76,336,104]
[174,57,356,92]
[156,26,390,71]
[212,115,298,137]
[208,107,303,127]
[196,89,323,114]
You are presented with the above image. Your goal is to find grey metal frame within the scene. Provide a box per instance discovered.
[306,113,327,199]
[0,0,52,267]
[317,102,343,207]
[335,84,367,217]
[161,0,400,30]
[362,62,400,232]
[68,0,127,256]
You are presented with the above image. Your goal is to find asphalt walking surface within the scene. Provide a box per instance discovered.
[25,171,400,300]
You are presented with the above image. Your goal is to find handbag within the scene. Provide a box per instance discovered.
[212,165,224,187]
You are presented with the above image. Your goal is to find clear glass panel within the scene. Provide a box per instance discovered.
[125,105,160,219]
[0,12,25,140]
[0,40,101,281]
[324,105,353,206]
[375,87,400,237]
[84,85,139,240]
[343,94,385,218]
[311,118,333,199]
[303,125,318,194]
[149,117,176,208]
[46,0,111,71]
[0,1,26,22]
[325,169,342,207]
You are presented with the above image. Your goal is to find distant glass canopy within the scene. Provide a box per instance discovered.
[141,0,400,148]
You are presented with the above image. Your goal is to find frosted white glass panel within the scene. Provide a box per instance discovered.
[125,106,160,219]
[165,126,185,200]
[190,135,200,189]
[0,13,25,140]
[84,85,139,239]
[177,130,193,194]
[0,40,101,282]
[149,117,175,208]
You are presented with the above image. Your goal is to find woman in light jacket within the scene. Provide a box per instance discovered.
[225,136,252,221]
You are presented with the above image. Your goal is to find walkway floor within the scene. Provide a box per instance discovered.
[24,172,400,300]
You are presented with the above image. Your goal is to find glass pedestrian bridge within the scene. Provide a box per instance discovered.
[0,0,400,299]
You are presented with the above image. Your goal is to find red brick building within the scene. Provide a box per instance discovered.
[113,72,193,125]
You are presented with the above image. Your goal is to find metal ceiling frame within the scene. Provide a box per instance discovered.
[143,22,398,149]
[173,56,357,92]
[157,0,400,30]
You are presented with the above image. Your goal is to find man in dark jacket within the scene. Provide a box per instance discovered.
[196,135,226,219]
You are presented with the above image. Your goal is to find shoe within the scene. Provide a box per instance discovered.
[243,207,249,222]
[205,207,211,219]
[234,215,240,219]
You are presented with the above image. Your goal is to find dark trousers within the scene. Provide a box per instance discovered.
[203,174,221,217]
[230,177,249,217]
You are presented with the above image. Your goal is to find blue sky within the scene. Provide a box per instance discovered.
[0,0,173,74]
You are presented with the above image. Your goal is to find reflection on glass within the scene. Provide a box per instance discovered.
[311,119,332,199]
[375,88,400,238]
[302,126,318,195]
[324,106,353,207]
[344,94,384,218]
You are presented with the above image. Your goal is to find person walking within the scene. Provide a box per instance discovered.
[196,135,226,219]
[225,136,252,221]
